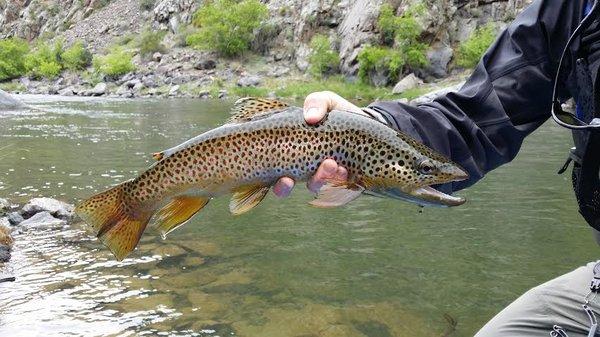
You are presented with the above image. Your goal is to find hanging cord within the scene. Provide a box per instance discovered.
[551,0,600,130]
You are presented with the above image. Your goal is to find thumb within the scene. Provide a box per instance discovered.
[303,91,333,125]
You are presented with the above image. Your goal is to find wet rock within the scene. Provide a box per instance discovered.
[89,82,107,96]
[197,90,210,99]
[20,212,67,228]
[125,78,142,89]
[7,212,24,226]
[21,197,74,220]
[392,73,423,94]
[218,89,227,99]
[0,89,28,110]
[237,75,262,87]
[0,225,12,247]
[0,245,10,263]
[194,59,217,70]
[0,218,10,228]
[0,198,10,215]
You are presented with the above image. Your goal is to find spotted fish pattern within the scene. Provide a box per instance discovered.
[76,98,469,260]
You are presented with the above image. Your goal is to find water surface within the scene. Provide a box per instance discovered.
[0,95,598,336]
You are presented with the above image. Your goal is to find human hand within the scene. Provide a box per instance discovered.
[272,91,361,197]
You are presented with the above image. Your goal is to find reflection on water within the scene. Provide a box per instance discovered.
[0,95,599,336]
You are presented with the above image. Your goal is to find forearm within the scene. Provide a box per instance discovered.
[368,0,585,192]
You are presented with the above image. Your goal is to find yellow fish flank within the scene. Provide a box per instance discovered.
[76,98,469,260]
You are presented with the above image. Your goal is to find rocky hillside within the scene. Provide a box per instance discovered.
[0,0,532,100]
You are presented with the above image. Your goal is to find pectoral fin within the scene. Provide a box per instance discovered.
[309,181,365,208]
[230,184,271,215]
[155,196,210,238]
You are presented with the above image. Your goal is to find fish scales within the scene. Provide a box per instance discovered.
[76,98,469,260]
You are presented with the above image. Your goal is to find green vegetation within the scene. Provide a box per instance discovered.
[456,23,497,68]
[24,40,64,79]
[308,34,340,78]
[187,0,268,57]
[140,0,155,10]
[61,41,92,70]
[93,48,135,77]
[358,46,403,86]
[0,38,30,81]
[0,82,26,92]
[358,2,428,86]
[138,30,166,59]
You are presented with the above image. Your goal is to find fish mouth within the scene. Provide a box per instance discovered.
[410,186,466,207]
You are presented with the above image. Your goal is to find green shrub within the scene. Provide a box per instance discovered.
[140,0,155,10]
[358,45,403,86]
[368,1,428,80]
[61,41,92,70]
[187,0,268,57]
[377,3,397,45]
[93,48,135,77]
[138,30,166,59]
[308,34,340,78]
[24,40,64,79]
[456,23,497,68]
[0,38,30,81]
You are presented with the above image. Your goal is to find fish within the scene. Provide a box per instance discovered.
[75,97,469,260]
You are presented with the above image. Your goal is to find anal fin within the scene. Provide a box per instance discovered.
[309,180,364,208]
[155,196,210,238]
[230,184,270,215]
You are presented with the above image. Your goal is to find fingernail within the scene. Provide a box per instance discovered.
[274,184,291,198]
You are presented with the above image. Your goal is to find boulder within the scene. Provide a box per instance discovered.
[193,59,216,70]
[7,212,24,226]
[0,89,28,110]
[0,224,12,246]
[21,197,74,220]
[89,82,107,96]
[237,75,262,87]
[58,86,75,96]
[0,198,10,215]
[410,82,465,105]
[169,85,180,95]
[0,245,10,263]
[392,73,424,94]
[426,45,453,78]
[19,212,67,228]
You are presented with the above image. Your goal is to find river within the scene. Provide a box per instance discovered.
[0,95,597,337]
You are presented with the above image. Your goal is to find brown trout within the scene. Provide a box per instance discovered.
[76,98,468,260]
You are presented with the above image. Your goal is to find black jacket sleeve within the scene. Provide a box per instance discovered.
[369,0,587,193]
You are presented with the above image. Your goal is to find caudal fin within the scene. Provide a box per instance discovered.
[75,181,151,261]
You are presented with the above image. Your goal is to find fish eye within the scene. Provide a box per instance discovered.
[417,159,438,175]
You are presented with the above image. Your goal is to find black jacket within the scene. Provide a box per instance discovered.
[369,0,591,193]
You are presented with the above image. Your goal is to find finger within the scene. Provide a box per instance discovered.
[307,159,338,193]
[303,92,332,125]
[334,166,348,181]
[273,177,295,198]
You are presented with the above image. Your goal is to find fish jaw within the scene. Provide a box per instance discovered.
[409,186,466,207]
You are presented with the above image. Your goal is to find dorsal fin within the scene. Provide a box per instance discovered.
[228,97,289,123]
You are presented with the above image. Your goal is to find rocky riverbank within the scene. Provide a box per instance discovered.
[0,197,75,265]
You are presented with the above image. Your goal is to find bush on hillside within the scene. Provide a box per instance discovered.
[61,41,92,70]
[24,40,64,79]
[93,47,135,77]
[186,0,268,57]
[139,30,166,59]
[455,23,497,68]
[0,38,30,81]
[358,46,403,87]
[308,34,340,78]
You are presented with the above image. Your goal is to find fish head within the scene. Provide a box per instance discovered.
[370,140,469,207]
